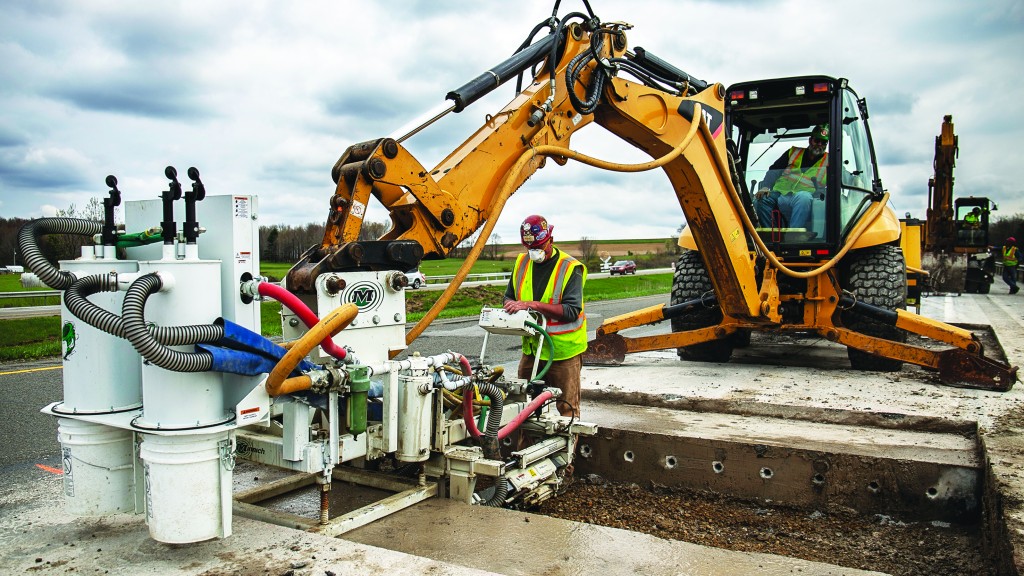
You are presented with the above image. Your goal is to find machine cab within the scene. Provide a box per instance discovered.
[954,196,996,251]
[726,76,884,258]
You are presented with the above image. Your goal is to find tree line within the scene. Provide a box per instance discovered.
[5,203,1024,268]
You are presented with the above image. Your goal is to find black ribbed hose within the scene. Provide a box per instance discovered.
[65,274,224,345]
[18,218,103,290]
[471,380,505,461]
[483,478,509,508]
[121,273,214,372]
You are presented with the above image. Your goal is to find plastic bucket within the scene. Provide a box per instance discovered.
[57,418,135,516]
[139,432,232,543]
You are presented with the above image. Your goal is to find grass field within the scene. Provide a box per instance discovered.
[0,316,62,361]
[1,267,673,355]
[239,273,671,338]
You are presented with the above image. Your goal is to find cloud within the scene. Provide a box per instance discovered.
[0,146,92,189]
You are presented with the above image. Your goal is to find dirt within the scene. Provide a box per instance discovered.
[537,478,990,576]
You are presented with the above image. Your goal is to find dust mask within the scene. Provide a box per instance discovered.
[528,249,547,263]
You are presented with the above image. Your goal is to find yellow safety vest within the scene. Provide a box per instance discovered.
[774,148,828,195]
[1004,246,1018,267]
[511,250,588,360]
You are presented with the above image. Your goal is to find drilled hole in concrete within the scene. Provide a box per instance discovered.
[712,461,725,474]
[623,451,635,463]
[812,473,826,486]
[578,443,593,458]
[760,467,774,480]
[664,455,677,470]
[926,487,939,499]
[867,481,881,494]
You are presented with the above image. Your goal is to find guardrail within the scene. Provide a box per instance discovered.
[0,290,61,301]
[427,272,512,284]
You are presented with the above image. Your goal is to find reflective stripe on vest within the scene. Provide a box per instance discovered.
[1004,246,1018,267]
[511,250,588,360]
[774,147,827,195]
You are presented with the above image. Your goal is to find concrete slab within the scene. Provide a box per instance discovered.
[0,468,499,576]
[344,497,886,576]
[578,292,1024,571]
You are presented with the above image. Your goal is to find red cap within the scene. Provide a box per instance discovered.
[1008,237,1017,244]
[520,214,553,248]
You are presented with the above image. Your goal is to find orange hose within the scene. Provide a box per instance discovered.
[266,303,357,397]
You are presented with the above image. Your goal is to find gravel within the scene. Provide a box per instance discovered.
[537,479,989,576]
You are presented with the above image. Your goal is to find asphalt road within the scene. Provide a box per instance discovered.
[0,295,668,471]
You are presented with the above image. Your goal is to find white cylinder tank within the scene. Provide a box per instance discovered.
[396,370,433,463]
[57,418,136,516]
[59,258,142,413]
[140,431,233,543]
[135,259,227,428]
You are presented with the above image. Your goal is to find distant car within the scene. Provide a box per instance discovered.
[609,260,636,275]
[406,268,427,289]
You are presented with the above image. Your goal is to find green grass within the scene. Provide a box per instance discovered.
[0,274,60,308]
[0,271,672,360]
[0,316,62,361]
[0,274,52,292]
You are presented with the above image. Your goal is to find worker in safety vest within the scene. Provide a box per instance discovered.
[1003,237,1019,294]
[503,214,587,417]
[755,124,829,230]
[965,207,983,229]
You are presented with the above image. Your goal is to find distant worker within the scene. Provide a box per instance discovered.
[755,124,829,231]
[1003,237,1019,295]
[503,214,587,417]
[965,207,983,229]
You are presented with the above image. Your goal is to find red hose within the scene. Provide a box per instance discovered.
[257,282,347,360]
[463,384,482,439]
[497,391,554,441]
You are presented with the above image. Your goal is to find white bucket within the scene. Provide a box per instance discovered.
[57,418,136,516]
[139,432,233,543]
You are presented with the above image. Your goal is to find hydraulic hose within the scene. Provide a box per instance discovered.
[66,274,223,345]
[403,109,700,349]
[18,218,103,290]
[524,320,555,382]
[265,303,358,397]
[497,390,555,440]
[462,381,504,439]
[121,273,214,372]
[482,478,508,508]
[257,281,348,361]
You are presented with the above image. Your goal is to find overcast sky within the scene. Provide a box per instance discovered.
[2,0,1022,244]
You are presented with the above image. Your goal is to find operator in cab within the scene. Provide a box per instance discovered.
[503,215,587,418]
[755,124,830,231]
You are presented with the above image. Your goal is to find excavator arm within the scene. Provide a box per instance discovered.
[285,11,1015,388]
[286,17,763,323]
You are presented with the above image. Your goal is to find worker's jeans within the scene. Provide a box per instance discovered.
[518,353,582,418]
[756,190,813,229]
[1003,265,1018,292]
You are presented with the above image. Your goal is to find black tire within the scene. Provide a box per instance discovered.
[412,279,422,289]
[670,251,733,363]
[840,245,907,372]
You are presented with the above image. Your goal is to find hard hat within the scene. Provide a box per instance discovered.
[811,124,829,142]
[520,214,553,248]
[1008,237,1017,244]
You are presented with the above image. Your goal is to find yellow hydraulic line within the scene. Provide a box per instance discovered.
[266,303,358,397]
[402,107,701,350]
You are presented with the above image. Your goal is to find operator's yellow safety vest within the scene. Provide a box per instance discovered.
[774,147,828,195]
[1004,246,1018,267]
[511,250,588,361]
[965,213,980,226]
